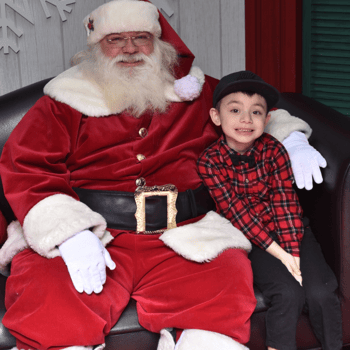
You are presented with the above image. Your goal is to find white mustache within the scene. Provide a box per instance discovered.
[113,54,146,63]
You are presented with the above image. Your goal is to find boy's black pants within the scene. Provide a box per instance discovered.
[249,219,342,350]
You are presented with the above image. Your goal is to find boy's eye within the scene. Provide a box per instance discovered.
[253,110,262,115]
[231,109,239,114]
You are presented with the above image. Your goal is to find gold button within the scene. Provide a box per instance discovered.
[139,128,148,138]
[245,178,249,183]
[136,177,146,186]
[137,154,146,161]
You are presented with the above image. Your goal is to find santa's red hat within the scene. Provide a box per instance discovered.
[83,0,161,45]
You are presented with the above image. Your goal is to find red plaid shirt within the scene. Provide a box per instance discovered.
[197,133,304,257]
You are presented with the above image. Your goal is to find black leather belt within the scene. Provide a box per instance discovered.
[73,184,215,232]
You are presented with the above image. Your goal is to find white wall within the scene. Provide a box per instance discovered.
[0,0,245,96]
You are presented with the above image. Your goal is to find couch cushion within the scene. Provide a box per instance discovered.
[253,285,269,313]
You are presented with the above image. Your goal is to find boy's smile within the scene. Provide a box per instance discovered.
[210,92,271,154]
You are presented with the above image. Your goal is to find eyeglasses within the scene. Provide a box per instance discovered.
[106,34,153,47]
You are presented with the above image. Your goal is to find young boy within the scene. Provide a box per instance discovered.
[197,71,342,350]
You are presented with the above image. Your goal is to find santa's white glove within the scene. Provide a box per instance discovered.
[59,230,116,294]
[283,131,327,190]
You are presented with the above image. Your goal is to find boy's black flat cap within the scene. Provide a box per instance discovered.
[213,70,280,111]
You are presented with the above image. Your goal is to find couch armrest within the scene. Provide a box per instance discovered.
[276,93,350,301]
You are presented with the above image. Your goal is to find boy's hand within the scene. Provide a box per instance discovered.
[293,256,302,285]
[266,242,302,286]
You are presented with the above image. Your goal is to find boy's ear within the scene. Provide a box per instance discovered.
[210,108,221,126]
[265,112,272,126]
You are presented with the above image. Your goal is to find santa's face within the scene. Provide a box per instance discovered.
[80,37,177,117]
[100,31,154,67]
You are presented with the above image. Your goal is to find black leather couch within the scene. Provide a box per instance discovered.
[0,79,349,349]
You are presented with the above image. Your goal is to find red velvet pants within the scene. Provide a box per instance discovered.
[3,232,256,350]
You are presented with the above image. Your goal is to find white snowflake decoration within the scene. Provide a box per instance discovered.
[40,0,76,21]
[0,0,76,54]
[0,0,173,55]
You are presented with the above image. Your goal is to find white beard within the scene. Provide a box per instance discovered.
[79,42,176,117]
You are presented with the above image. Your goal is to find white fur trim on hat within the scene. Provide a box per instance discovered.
[83,0,161,45]
[160,211,251,263]
[173,66,205,101]
[23,194,113,259]
[265,109,312,143]
[168,66,206,102]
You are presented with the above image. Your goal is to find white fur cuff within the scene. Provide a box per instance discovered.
[23,194,113,259]
[265,109,312,142]
[0,221,27,276]
[175,329,249,350]
[160,211,251,263]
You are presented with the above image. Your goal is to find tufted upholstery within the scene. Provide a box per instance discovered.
[0,80,349,349]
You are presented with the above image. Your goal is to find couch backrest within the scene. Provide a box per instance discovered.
[0,79,51,152]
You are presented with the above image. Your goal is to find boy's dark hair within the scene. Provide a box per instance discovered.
[213,71,280,112]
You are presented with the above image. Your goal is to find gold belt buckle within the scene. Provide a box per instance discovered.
[134,184,178,234]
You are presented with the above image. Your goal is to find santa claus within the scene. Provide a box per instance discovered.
[0,1,326,349]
